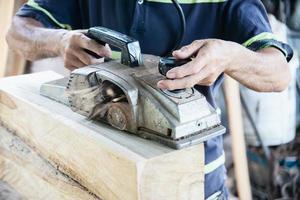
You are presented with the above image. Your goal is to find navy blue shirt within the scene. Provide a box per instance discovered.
[17,0,293,199]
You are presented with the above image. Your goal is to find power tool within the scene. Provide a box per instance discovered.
[40,0,226,149]
[40,26,225,149]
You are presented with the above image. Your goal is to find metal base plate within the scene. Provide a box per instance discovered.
[40,78,69,105]
[138,125,226,149]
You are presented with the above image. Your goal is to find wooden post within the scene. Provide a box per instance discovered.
[0,71,205,200]
[223,75,252,200]
[0,0,26,77]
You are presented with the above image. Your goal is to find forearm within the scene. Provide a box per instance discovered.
[6,16,67,61]
[6,16,111,70]
[225,45,291,92]
[157,39,291,92]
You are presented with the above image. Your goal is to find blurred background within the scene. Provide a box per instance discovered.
[221,1,300,199]
[0,0,299,200]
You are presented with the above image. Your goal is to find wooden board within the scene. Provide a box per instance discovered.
[223,76,251,200]
[0,71,205,200]
[0,126,99,200]
[0,0,26,77]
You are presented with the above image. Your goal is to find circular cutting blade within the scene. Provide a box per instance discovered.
[107,102,131,131]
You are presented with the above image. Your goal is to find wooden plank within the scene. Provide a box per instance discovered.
[0,0,15,77]
[223,75,252,200]
[0,0,26,77]
[0,126,99,200]
[0,71,205,200]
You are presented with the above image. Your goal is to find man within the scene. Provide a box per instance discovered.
[6,0,293,199]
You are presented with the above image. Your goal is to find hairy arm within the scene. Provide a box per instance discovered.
[157,39,290,92]
[225,45,290,92]
[6,16,111,70]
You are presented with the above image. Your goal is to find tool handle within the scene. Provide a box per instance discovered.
[87,27,143,67]
[158,57,191,76]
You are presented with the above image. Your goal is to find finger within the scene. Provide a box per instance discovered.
[166,51,208,79]
[65,54,85,70]
[196,65,220,86]
[78,34,112,57]
[76,29,88,34]
[197,79,214,86]
[157,73,202,90]
[197,75,218,86]
[160,63,221,90]
[165,60,200,79]
[66,66,77,72]
[73,48,95,65]
[91,57,105,65]
[172,40,206,59]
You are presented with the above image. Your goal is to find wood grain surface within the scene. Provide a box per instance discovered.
[0,71,205,200]
[0,126,99,200]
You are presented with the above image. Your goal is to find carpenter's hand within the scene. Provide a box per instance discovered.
[157,39,240,90]
[59,30,111,71]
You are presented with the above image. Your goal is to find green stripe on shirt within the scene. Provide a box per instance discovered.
[243,32,288,56]
[243,32,278,47]
[27,0,72,30]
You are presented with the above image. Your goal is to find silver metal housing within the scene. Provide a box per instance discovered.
[65,55,224,141]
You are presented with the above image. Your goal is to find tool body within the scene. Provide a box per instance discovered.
[40,27,225,149]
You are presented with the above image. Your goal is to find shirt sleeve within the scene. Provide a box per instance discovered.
[223,0,293,62]
[16,0,82,30]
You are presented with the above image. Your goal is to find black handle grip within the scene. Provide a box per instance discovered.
[87,27,143,67]
[158,57,191,76]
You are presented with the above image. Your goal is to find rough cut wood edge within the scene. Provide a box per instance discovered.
[0,126,99,200]
[0,72,205,200]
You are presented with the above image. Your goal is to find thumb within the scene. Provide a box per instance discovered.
[173,40,205,59]
[76,29,88,34]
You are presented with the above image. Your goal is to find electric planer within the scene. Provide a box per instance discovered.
[40,27,226,149]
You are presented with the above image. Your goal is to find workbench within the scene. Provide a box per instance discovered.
[0,71,205,200]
